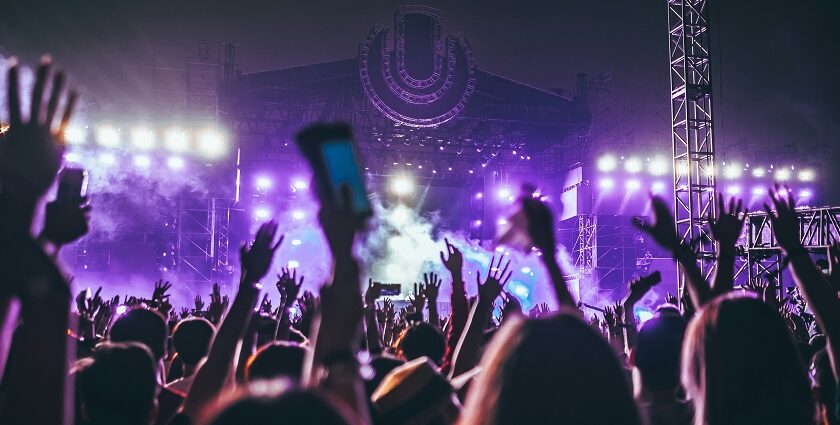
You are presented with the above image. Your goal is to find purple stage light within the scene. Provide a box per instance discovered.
[471,219,482,227]
[725,185,741,195]
[64,126,86,145]
[256,176,272,190]
[752,167,766,178]
[599,178,615,190]
[65,152,82,163]
[98,152,117,166]
[751,187,765,196]
[625,179,641,191]
[167,156,185,170]
[292,210,305,220]
[254,207,271,220]
[799,189,812,198]
[475,192,483,199]
[651,181,666,193]
[291,239,302,246]
[287,260,300,268]
[497,218,508,226]
[133,155,151,169]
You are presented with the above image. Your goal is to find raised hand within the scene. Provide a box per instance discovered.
[764,185,801,253]
[365,278,382,306]
[625,272,662,305]
[521,192,557,256]
[76,287,103,320]
[41,197,91,246]
[259,294,273,314]
[179,307,191,319]
[206,283,225,323]
[421,272,441,302]
[477,254,512,305]
[152,279,172,303]
[194,295,205,312]
[275,267,304,307]
[382,299,395,323]
[440,238,464,274]
[1,58,78,202]
[665,292,678,305]
[409,283,427,313]
[240,221,283,285]
[709,193,746,249]
[635,196,680,251]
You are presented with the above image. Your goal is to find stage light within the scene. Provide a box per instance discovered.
[775,168,791,181]
[167,156,185,170]
[624,157,643,174]
[98,152,117,166]
[65,152,82,163]
[115,305,128,315]
[726,185,742,195]
[798,169,815,182]
[291,239,302,246]
[676,160,689,175]
[510,282,529,298]
[292,210,305,220]
[626,179,641,191]
[495,246,505,253]
[390,175,415,195]
[799,189,812,198]
[197,128,227,159]
[131,127,155,150]
[254,207,271,219]
[599,178,615,190]
[390,207,410,226]
[475,192,483,199]
[133,155,151,168]
[164,128,189,152]
[256,176,272,190]
[386,263,401,280]
[64,126,86,144]
[96,125,121,147]
[497,218,508,226]
[702,164,715,176]
[497,187,512,200]
[597,155,617,172]
[287,260,300,268]
[752,167,766,178]
[472,219,482,227]
[723,163,742,179]
[751,187,765,196]
[648,157,669,176]
[292,179,308,190]
[651,181,666,193]
[520,266,532,274]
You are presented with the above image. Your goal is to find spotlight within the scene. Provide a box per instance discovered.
[471,219,482,227]
[599,178,615,190]
[287,260,300,268]
[723,163,742,179]
[676,160,689,175]
[65,152,82,163]
[164,128,189,152]
[752,168,766,178]
[133,155,151,168]
[497,187,512,200]
[130,127,155,150]
[197,128,227,159]
[597,155,617,172]
[797,169,815,182]
[725,185,742,195]
[520,266,532,274]
[256,176,272,190]
[167,156,185,170]
[799,189,812,198]
[292,179,308,190]
[625,179,641,191]
[751,187,765,196]
[624,157,643,174]
[64,126,86,144]
[254,207,271,220]
[475,192,483,199]
[292,210,305,220]
[96,125,121,147]
[497,218,508,226]
[651,181,666,192]
[775,169,791,181]
[291,239,302,246]
[99,152,117,166]
[702,164,715,176]
[648,157,669,176]
[510,282,530,298]
[390,175,415,195]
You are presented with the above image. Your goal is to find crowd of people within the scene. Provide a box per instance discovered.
[1,60,839,425]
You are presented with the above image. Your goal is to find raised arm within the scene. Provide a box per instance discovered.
[709,193,746,296]
[766,186,840,380]
[450,255,511,379]
[522,196,576,307]
[621,272,661,352]
[440,239,468,371]
[363,279,384,355]
[422,272,442,327]
[182,221,283,421]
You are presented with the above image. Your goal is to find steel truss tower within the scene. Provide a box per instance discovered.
[667,0,718,295]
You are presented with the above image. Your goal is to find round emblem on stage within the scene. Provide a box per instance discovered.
[359,6,476,128]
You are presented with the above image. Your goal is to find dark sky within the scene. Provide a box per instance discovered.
[2,0,839,196]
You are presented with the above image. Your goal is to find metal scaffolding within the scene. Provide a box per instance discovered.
[667,0,718,296]
[176,197,234,286]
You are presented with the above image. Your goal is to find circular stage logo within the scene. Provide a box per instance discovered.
[359,6,476,128]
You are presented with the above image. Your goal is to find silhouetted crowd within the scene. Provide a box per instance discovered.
[1,60,839,425]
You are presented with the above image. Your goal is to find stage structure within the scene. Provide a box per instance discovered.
[667,0,719,298]
[220,6,591,241]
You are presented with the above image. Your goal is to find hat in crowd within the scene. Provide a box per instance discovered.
[371,357,461,425]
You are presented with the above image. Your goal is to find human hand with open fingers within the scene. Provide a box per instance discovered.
[1,57,78,202]
[410,282,427,312]
[365,278,382,306]
[477,254,512,305]
[152,279,172,303]
[709,193,746,250]
[382,299,395,323]
[764,184,802,253]
[276,267,304,307]
[440,238,464,274]
[240,221,284,286]
[194,295,205,312]
[76,287,103,320]
[626,272,662,305]
[41,197,91,246]
[422,272,442,302]
[635,195,681,252]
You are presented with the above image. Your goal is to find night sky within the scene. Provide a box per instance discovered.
[2,0,839,198]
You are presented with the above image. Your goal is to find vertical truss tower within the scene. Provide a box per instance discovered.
[667,0,718,294]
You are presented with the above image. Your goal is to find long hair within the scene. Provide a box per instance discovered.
[681,294,814,425]
[460,311,643,425]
